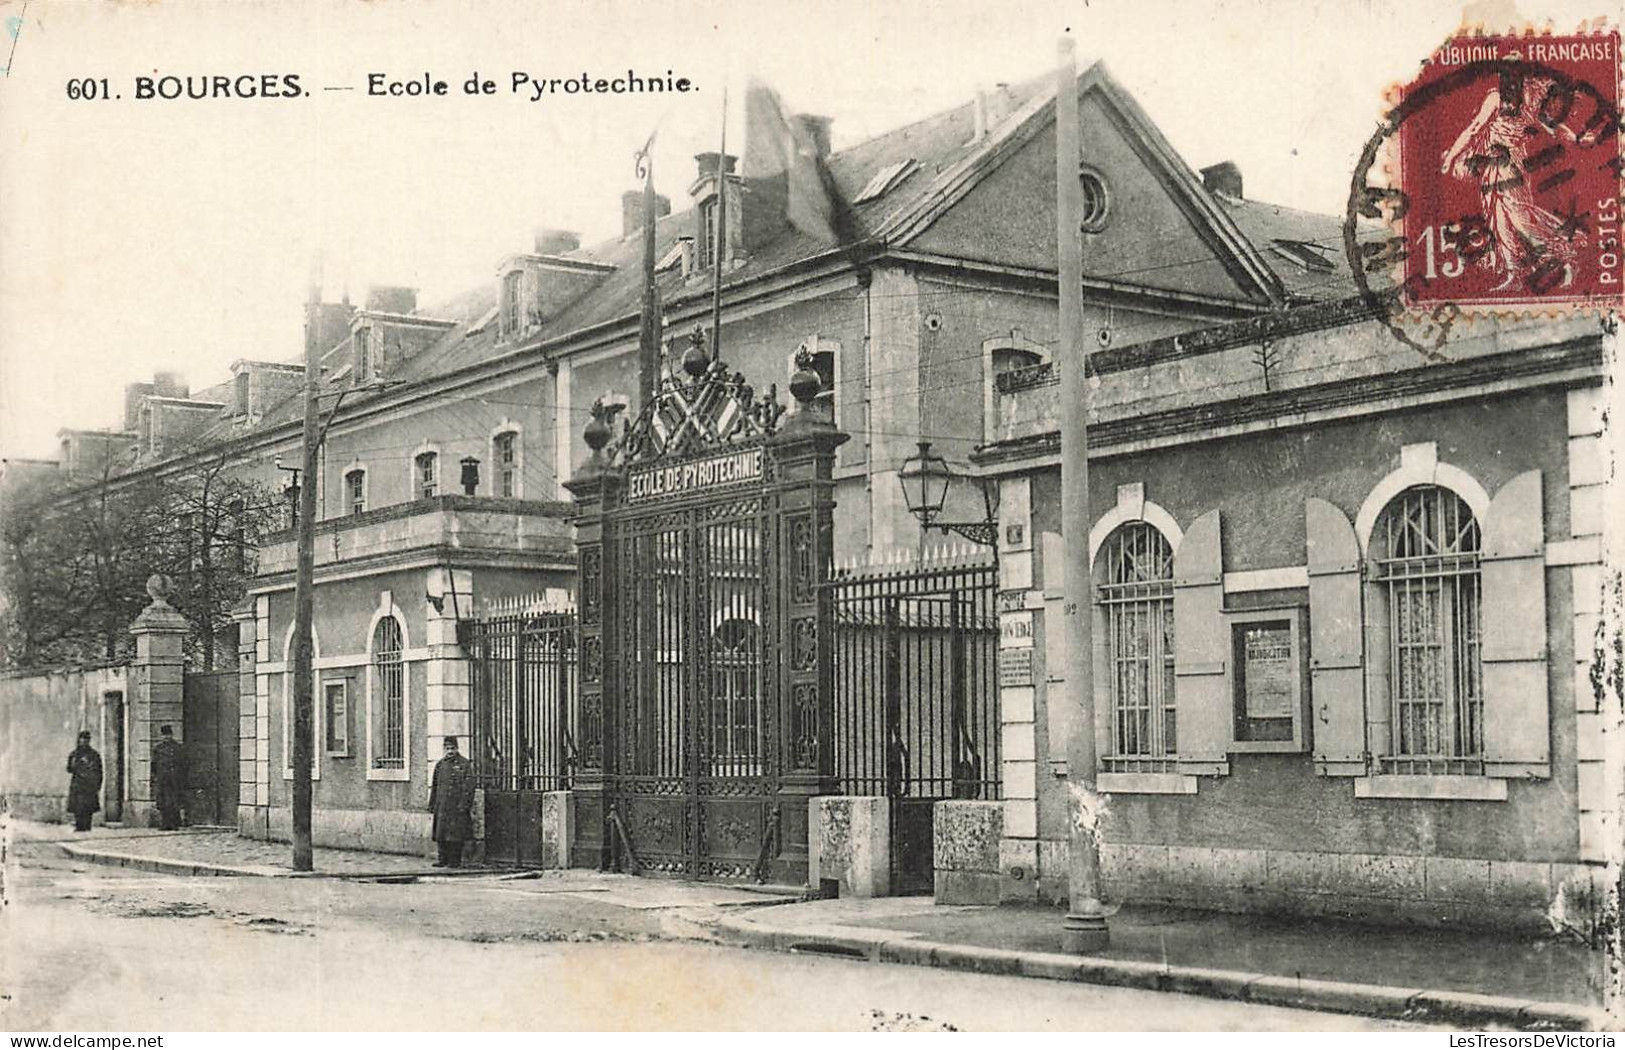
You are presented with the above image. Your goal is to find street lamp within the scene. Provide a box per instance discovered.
[898,440,998,546]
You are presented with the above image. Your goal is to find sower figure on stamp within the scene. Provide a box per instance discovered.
[66,731,103,833]
[152,724,186,830]
[428,735,475,867]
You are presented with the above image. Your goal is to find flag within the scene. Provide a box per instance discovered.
[743,77,840,244]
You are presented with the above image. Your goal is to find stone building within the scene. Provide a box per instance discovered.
[941,298,1617,930]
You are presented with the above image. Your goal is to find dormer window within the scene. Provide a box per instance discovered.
[354,327,372,380]
[854,159,919,204]
[696,198,719,272]
[501,271,523,336]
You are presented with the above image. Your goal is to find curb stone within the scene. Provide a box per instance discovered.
[709,915,1605,1030]
[57,843,452,881]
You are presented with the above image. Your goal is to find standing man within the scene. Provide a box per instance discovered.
[66,731,103,833]
[152,724,186,830]
[428,736,475,868]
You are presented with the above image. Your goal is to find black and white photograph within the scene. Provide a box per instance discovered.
[0,0,1619,1036]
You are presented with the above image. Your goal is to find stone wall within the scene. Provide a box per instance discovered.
[0,665,128,822]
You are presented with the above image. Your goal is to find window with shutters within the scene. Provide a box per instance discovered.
[1374,485,1484,774]
[1098,522,1177,766]
[370,615,405,771]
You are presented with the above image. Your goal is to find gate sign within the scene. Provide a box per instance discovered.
[626,447,763,503]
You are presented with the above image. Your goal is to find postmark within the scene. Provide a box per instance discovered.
[1344,29,1624,358]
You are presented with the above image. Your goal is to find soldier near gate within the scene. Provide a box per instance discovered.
[152,724,186,830]
[428,736,475,867]
[66,731,103,832]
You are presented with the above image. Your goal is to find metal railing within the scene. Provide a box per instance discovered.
[466,612,578,793]
[826,551,1001,802]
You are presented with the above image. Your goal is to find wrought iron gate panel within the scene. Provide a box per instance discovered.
[607,496,773,879]
[567,335,846,883]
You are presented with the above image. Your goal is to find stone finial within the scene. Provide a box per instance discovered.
[145,573,175,607]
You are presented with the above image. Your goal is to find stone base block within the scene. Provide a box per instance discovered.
[540,791,573,869]
[263,805,432,856]
[934,869,1002,905]
[808,795,889,898]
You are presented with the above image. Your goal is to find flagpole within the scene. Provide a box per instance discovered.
[636,130,661,404]
[710,86,728,359]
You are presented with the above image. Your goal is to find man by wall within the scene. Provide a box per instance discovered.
[66,731,102,832]
[151,724,185,830]
[428,736,475,868]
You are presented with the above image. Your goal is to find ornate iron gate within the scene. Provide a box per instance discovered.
[568,336,845,883]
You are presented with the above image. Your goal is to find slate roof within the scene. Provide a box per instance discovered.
[202,66,1365,444]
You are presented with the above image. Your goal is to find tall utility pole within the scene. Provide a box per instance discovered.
[1056,35,1109,953]
[289,276,321,872]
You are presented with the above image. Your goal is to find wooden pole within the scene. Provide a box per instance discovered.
[290,276,320,872]
[1055,35,1108,953]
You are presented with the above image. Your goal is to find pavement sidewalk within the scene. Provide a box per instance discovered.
[709,896,1612,1031]
[14,816,1612,1030]
[7,818,443,878]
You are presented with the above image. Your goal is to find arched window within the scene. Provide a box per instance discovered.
[346,468,366,516]
[1098,522,1176,759]
[370,616,405,770]
[415,451,438,499]
[1375,485,1483,771]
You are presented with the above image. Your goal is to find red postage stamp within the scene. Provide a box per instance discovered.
[1391,31,1623,310]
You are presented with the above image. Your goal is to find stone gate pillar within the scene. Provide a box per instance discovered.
[128,576,189,828]
[231,599,267,838]
[765,366,848,882]
[563,413,620,870]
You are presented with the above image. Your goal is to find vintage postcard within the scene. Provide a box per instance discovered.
[0,0,1619,1037]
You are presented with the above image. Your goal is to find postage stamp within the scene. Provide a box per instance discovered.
[1345,28,1623,350]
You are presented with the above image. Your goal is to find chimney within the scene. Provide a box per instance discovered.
[794,115,833,159]
[1200,161,1244,199]
[123,381,155,430]
[153,371,188,399]
[364,285,417,314]
[971,86,989,142]
[621,189,672,238]
[693,152,738,183]
[533,228,581,255]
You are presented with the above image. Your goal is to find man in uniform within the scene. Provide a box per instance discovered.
[428,735,475,867]
[66,731,103,832]
[152,724,186,830]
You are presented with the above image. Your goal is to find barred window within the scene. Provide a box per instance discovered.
[1099,522,1176,759]
[1377,485,1483,773]
[371,616,405,770]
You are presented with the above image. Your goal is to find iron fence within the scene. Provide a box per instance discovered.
[827,554,1001,801]
[466,612,578,794]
